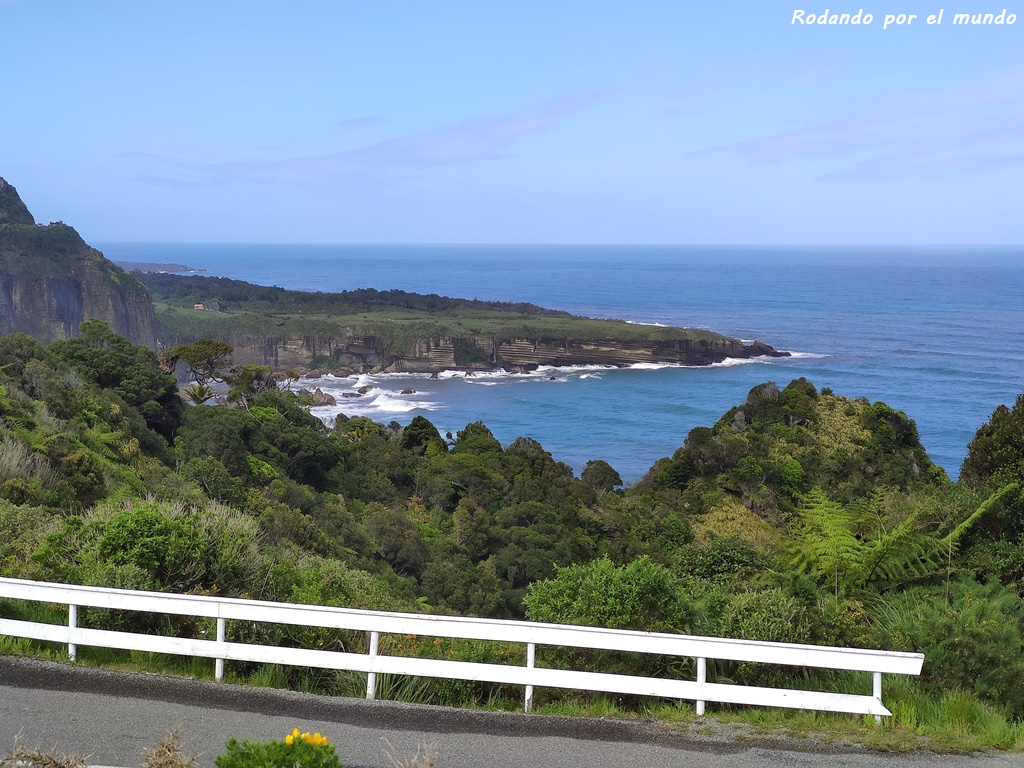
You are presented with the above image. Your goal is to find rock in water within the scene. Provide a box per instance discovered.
[312,387,337,406]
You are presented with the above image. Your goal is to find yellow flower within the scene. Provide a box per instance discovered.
[284,726,329,747]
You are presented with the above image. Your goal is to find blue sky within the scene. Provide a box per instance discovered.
[1,1,1022,244]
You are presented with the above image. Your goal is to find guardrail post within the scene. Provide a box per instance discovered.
[695,656,707,715]
[67,604,78,661]
[366,631,380,700]
[873,671,882,724]
[524,642,536,713]
[215,616,226,682]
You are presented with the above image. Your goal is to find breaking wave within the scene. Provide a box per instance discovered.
[303,375,440,423]
[783,351,830,359]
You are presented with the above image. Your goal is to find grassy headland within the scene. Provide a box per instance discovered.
[141,273,784,373]
[142,272,751,344]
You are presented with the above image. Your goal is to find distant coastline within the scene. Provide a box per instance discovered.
[115,260,206,274]
[138,271,789,375]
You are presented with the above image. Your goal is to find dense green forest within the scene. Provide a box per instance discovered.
[141,272,571,316]
[1,321,1024,726]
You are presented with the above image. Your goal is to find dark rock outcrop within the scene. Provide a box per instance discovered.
[0,178,159,349]
[311,387,337,406]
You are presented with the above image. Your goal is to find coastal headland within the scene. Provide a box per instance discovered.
[142,272,789,375]
[1,175,786,375]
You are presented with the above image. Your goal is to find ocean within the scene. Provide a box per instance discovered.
[97,243,1024,483]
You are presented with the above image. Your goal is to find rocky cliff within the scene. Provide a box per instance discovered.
[205,331,786,373]
[0,178,159,349]
[147,264,790,375]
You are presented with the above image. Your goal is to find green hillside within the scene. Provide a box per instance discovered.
[1,324,1023,746]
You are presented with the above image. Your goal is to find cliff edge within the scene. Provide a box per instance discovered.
[212,332,786,373]
[0,178,159,349]
[146,273,790,374]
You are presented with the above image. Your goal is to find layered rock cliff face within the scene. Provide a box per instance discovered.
[215,332,786,373]
[0,178,159,349]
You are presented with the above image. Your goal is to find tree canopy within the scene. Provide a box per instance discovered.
[165,338,234,386]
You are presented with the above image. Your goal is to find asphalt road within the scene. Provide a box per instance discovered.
[2,657,1023,768]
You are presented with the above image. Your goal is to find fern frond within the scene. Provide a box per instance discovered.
[861,511,937,586]
[941,483,1019,557]
[789,489,862,588]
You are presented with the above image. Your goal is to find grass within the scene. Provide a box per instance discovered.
[534,681,1024,753]
[384,740,438,768]
[153,301,735,346]
[142,731,197,768]
[3,737,89,768]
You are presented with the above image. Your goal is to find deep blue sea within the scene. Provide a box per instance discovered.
[97,244,1024,483]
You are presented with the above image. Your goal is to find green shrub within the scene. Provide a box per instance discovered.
[712,587,813,685]
[718,588,812,645]
[675,536,766,583]
[873,578,1024,715]
[0,499,50,578]
[215,730,341,768]
[33,500,263,597]
[524,556,702,680]
[524,556,699,634]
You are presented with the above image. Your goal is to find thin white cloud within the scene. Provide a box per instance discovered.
[709,70,1024,179]
[125,94,603,191]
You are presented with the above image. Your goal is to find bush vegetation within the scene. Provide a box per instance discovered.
[216,730,340,768]
[3,325,1024,746]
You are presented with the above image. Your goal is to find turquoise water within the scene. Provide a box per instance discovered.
[98,243,1024,482]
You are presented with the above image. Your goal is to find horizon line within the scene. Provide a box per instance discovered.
[93,241,1024,249]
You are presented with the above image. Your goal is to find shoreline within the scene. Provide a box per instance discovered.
[290,347,791,380]
[297,353,795,381]
[293,353,804,416]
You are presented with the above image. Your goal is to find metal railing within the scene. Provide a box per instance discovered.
[0,577,923,718]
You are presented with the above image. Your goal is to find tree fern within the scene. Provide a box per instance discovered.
[788,488,987,598]
[788,489,863,598]
[859,510,937,587]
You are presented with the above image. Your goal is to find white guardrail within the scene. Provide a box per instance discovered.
[0,577,922,719]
